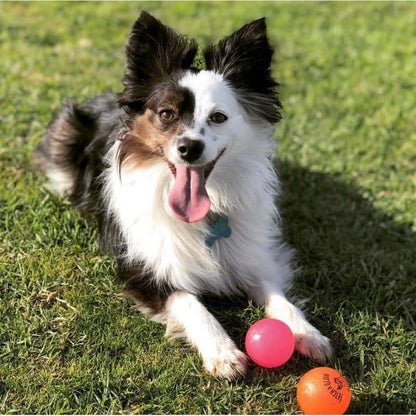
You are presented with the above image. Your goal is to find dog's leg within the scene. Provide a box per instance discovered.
[118,263,246,379]
[246,246,332,362]
[263,283,332,361]
[164,291,248,380]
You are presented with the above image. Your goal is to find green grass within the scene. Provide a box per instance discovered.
[1,1,415,414]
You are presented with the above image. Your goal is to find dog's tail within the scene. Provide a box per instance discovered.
[35,102,91,192]
[34,94,120,215]
[35,101,99,215]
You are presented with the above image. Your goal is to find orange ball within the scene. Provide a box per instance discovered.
[296,367,351,414]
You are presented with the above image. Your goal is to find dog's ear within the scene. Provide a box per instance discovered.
[119,11,198,110]
[204,18,281,124]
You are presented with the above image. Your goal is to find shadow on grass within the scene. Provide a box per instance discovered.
[278,160,415,413]
[205,159,415,413]
[277,159,415,319]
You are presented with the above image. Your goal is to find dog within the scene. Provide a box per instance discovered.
[35,11,332,379]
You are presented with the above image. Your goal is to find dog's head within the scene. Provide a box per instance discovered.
[118,11,281,223]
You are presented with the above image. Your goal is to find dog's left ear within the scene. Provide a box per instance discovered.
[119,11,198,111]
[204,18,281,124]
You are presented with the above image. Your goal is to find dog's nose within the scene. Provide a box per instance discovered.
[177,137,205,163]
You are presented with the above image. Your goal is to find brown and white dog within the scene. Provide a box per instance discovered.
[35,11,331,379]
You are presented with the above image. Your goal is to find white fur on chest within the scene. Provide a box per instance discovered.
[103,140,281,296]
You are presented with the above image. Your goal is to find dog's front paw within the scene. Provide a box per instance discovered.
[203,344,248,380]
[294,330,332,362]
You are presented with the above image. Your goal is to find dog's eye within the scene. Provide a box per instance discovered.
[209,112,228,124]
[159,109,176,122]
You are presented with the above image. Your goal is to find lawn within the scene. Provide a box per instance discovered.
[1,1,415,414]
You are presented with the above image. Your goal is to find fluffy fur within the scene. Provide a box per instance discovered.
[35,11,332,379]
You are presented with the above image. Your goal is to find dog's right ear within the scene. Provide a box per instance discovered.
[204,18,281,124]
[119,11,198,110]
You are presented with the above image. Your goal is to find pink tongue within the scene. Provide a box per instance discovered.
[168,165,211,223]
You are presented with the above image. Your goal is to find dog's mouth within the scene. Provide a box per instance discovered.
[167,149,225,223]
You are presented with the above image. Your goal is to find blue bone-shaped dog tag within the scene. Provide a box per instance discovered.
[205,216,232,247]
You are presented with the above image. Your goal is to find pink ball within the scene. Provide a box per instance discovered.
[245,318,295,368]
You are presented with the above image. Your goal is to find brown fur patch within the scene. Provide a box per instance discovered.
[118,80,196,171]
[118,112,162,170]
[118,109,182,171]
[118,105,193,172]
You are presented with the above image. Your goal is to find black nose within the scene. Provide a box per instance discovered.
[177,138,205,163]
